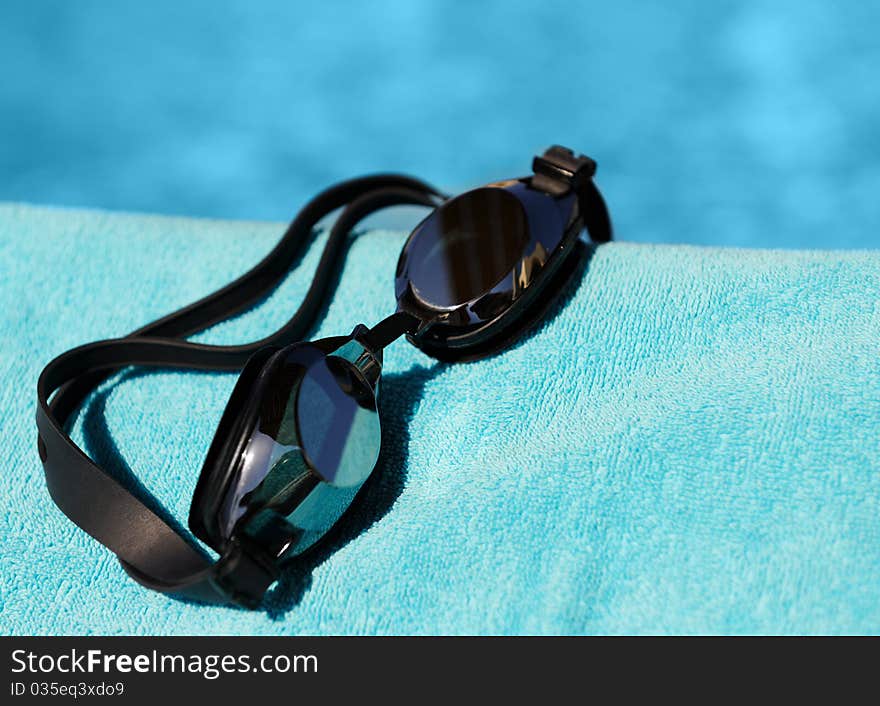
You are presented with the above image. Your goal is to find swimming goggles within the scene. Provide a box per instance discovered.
[36,146,612,607]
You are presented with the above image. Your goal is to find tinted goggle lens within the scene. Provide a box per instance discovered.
[398,186,530,309]
[217,340,381,560]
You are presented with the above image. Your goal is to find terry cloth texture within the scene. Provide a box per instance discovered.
[1,202,878,635]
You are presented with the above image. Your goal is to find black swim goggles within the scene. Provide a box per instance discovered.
[36,146,612,608]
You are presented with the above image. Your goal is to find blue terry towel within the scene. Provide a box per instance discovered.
[1,202,878,635]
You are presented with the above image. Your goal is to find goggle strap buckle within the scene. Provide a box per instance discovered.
[531,145,597,196]
[211,539,279,609]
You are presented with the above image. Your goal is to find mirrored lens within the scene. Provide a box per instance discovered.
[297,354,379,487]
[400,187,529,308]
[217,343,381,555]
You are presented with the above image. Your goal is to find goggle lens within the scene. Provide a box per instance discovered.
[217,340,382,560]
[399,186,530,308]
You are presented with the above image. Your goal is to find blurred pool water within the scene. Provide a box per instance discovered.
[2,0,879,248]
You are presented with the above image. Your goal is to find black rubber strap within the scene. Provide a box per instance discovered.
[50,175,445,423]
[37,176,444,606]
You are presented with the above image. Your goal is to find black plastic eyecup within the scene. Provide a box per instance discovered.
[397,145,612,362]
[187,315,417,606]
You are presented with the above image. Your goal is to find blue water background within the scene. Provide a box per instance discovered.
[3,1,879,248]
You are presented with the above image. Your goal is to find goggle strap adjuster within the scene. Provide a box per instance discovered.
[211,539,279,608]
[531,145,597,197]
